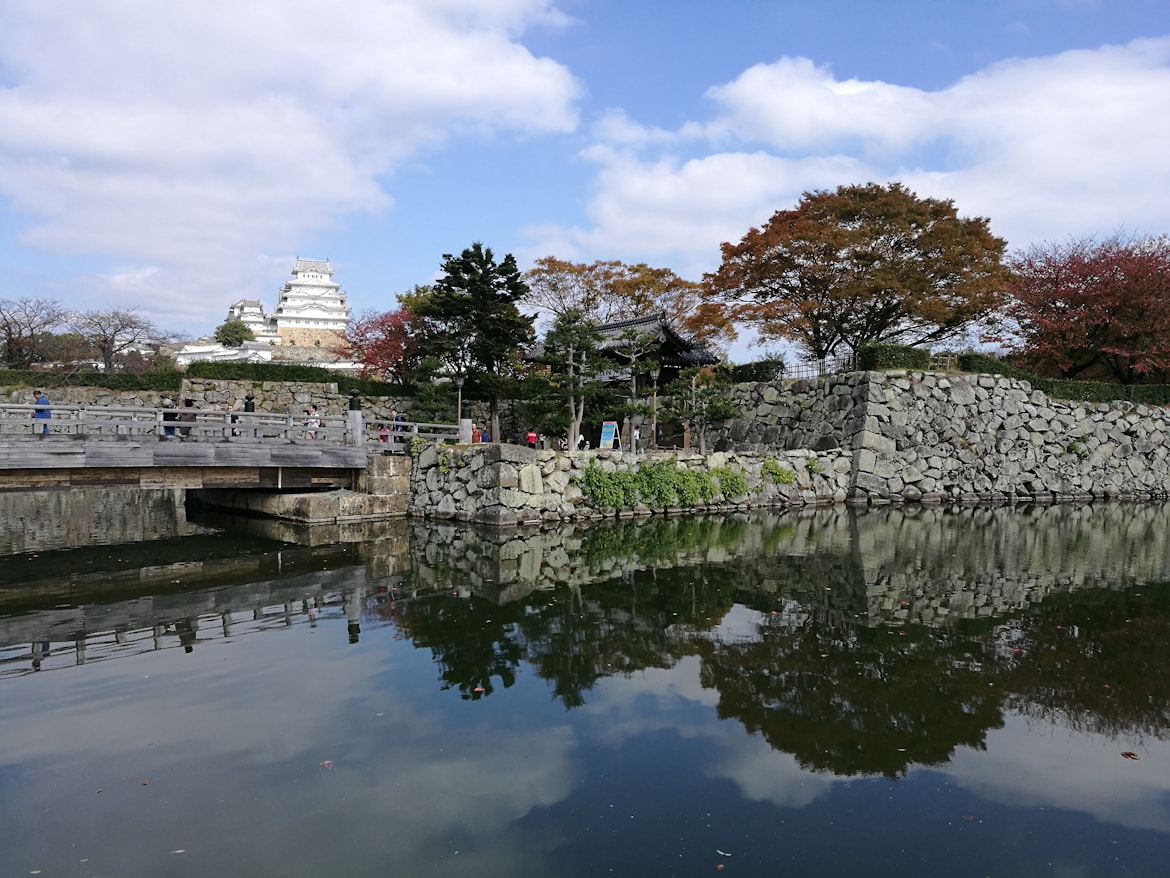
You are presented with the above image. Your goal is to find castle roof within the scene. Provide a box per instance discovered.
[294,258,332,275]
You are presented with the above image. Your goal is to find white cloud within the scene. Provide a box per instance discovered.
[0,0,580,328]
[534,36,1170,294]
[941,712,1170,833]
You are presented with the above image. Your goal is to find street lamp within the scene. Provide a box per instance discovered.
[650,365,661,450]
[453,374,465,422]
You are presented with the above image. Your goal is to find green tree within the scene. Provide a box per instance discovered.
[661,365,738,454]
[412,243,534,439]
[703,182,1011,360]
[214,319,255,348]
[537,309,616,446]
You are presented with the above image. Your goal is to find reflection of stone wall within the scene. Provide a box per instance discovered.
[712,371,1170,503]
[409,442,852,525]
[0,487,206,554]
[402,504,1170,625]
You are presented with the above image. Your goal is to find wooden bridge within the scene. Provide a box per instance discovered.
[0,403,455,491]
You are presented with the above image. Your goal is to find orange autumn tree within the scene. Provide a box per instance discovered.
[523,257,735,356]
[703,182,1011,360]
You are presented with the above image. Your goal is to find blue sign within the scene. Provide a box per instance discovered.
[599,420,619,449]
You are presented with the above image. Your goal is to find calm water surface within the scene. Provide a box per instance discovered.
[2,505,1169,877]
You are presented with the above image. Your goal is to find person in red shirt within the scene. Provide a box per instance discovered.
[526,429,537,448]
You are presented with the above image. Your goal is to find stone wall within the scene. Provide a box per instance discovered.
[409,442,852,525]
[713,370,1170,503]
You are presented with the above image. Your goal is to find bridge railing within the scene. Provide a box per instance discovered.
[0,404,459,448]
[363,420,459,451]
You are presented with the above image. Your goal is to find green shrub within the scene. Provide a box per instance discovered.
[805,458,824,475]
[577,460,718,509]
[761,457,796,484]
[675,468,716,505]
[712,466,748,499]
[856,343,931,371]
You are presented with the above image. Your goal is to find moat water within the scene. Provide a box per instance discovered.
[2,504,1169,877]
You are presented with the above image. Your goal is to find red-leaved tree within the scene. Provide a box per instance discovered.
[339,308,420,383]
[1007,234,1170,384]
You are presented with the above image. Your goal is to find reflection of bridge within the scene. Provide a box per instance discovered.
[0,541,428,677]
[0,404,454,490]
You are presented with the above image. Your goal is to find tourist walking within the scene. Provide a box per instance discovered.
[31,390,50,435]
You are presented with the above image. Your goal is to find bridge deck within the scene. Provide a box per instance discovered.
[0,404,456,488]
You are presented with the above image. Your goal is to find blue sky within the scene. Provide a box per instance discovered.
[1,0,1168,361]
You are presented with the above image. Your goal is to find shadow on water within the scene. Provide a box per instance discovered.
[3,502,1170,780]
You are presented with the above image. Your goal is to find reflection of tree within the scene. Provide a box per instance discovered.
[1002,582,1170,738]
[396,594,526,700]
[698,613,1006,778]
[398,508,1170,774]
[518,567,741,708]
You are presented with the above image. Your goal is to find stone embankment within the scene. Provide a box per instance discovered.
[410,370,1170,523]
[410,442,851,525]
[713,370,1170,503]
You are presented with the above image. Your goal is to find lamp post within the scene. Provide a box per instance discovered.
[650,365,660,450]
[453,374,471,444]
[453,374,464,421]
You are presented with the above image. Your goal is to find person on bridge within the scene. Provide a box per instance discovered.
[178,399,196,437]
[31,390,50,435]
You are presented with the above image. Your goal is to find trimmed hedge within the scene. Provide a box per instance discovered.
[731,359,785,383]
[956,353,1170,406]
[185,361,408,397]
[856,343,930,371]
[955,352,1032,381]
[0,368,183,392]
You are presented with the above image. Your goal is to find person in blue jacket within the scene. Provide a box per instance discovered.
[32,390,50,435]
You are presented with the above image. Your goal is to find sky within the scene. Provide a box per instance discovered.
[1,0,1168,362]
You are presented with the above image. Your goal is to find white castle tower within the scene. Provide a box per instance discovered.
[271,258,352,347]
[223,258,352,350]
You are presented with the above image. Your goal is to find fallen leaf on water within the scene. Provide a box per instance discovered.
[320,760,334,769]
[141,781,151,786]
[95,789,103,794]
[474,686,485,693]
[1121,752,1140,760]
